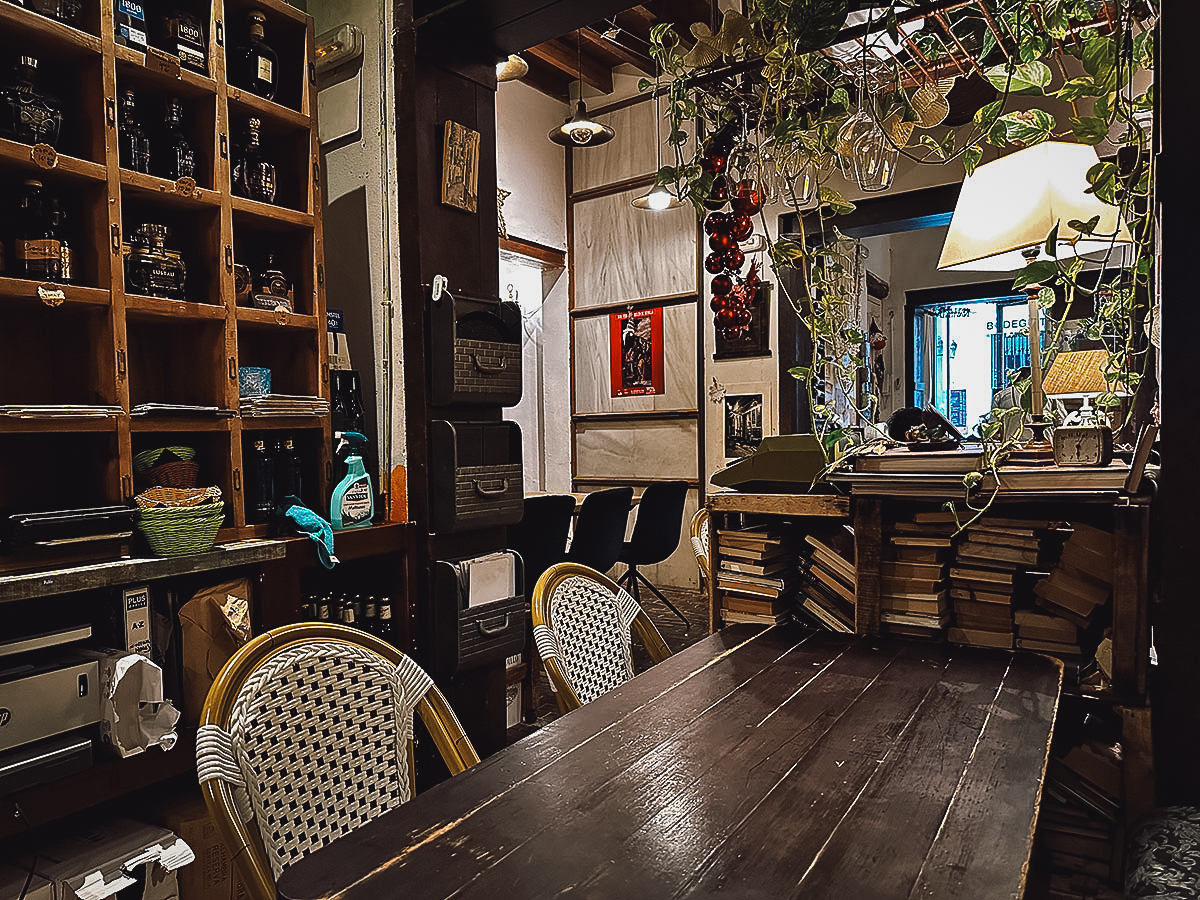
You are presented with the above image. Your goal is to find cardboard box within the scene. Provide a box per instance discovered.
[31,817,193,900]
[148,793,248,900]
[0,862,54,900]
[123,585,153,657]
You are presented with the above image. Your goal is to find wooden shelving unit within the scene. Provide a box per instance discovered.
[0,0,328,543]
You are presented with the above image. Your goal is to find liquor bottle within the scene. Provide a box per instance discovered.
[232,118,276,204]
[338,597,357,629]
[376,599,395,643]
[231,11,278,101]
[159,98,195,181]
[277,435,303,505]
[252,249,291,310]
[118,89,152,174]
[162,9,207,74]
[125,224,186,299]
[115,0,148,51]
[248,438,275,523]
[315,595,332,624]
[362,598,379,637]
[49,198,72,284]
[17,180,62,282]
[0,57,63,148]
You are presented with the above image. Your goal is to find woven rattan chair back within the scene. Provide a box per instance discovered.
[531,563,671,714]
[196,623,479,900]
[690,508,711,586]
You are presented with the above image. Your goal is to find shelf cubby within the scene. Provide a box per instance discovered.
[0,430,119,509]
[227,109,312,214]
[242,425,322,513]
[0,302,114,405]
[113,74,219,190]
[0,176,109,288]
[119,193,222,304]
[130,427,232,499]
[0,1,103,53]
[126,315,229,408]
[222,0,310,116]
[231,216,315,315]
[236,321,321,397]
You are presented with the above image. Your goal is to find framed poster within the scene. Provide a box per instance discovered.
[724,393,764,459]
[610,306,664,397]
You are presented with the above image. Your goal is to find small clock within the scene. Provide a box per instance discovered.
[1052,424,1114,467]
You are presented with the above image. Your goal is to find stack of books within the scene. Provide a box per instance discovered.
[797,527,856,633]
[716,525,799,626]
[1036,736,1125,897]
[880,511,955,637]
[947,516,1063,650]
[1033,524,1114,650]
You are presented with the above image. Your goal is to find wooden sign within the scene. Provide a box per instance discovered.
[441,120,480,213]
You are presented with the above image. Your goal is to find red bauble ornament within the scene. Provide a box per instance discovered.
[714,306,738,327]
[725,324,750,340]
[710,296,727,313]
[731,181,763,215]
[702,175,730,210]
[708,232,735,253]
[703,212,727,236]
[701,154,727,176]
[711,273,733,295]
[704,253,725,275]
[731,305,753,327]
[723,248,745,271]
[731,213,753,241]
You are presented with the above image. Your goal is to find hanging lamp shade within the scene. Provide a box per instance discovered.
[632,184,683,210]
[548,100,614,148]
[938,141,1133,272]
[496,54,529,82]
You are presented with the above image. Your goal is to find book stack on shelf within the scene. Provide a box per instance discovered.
[797,527,855,633]
[880,511,955,637]
[1032,524,1114,654]
[947,517,1064,650]
[1035,737,1125,898]
[716,525,799,626]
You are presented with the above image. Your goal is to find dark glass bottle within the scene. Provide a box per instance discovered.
[0,57,63,148]
[315,595,332,623]
[118,89,151,174]
[248,438,275,523]
[231,11,278,101]
[376,599,395,643]
[362,598,379,637]
[277,435,303,505]
[162,9,207,74]
[339,597,357,629]
[232,117,276,204]
[49,198,72,284]
[115,0,149,50]
[159,97,195,181]
[17,180,62,282]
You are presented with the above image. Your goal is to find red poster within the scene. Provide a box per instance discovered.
[610,306,664,397]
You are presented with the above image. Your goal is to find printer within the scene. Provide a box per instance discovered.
[0,626,99,796]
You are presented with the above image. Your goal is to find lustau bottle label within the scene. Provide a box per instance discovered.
[342,482,372,522]
[256,55,273,84]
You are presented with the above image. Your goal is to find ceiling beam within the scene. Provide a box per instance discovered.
[579,26,655,73]
[526,35,614,94]
[517,54,572,101]
[488,0,634,55]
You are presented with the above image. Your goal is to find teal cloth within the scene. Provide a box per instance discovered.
[284,504,339,569]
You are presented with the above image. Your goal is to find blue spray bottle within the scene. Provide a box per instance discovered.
[331,431,373,529]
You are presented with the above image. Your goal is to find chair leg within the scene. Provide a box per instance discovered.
[620,565,641,606]
[634,569,690,631]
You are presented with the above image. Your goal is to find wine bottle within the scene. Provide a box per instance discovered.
[277,435,303,505]
[115,0,148,51]
[376,599,396,643]
[159,97,196,181]
[248,438,276,523]
[118,89,152,174]
[231,11,279,101]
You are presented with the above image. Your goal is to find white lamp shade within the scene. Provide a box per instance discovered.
[938,141,1134,272]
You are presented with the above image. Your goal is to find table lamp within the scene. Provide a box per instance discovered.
[1042,348,1128,466]
[938,141,1133,465]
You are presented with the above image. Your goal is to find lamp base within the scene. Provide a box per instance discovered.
[1005,417,1056,467]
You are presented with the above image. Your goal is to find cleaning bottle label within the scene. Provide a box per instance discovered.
[342,481,372,523]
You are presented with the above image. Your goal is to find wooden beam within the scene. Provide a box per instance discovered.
[499,235,566,268]
[579,26,654,74]
[517,54,571,102]
[526,36,613,94]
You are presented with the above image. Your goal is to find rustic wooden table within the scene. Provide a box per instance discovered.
[276,623,1062,900]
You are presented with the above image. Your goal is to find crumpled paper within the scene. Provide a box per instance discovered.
[83,650,181,758]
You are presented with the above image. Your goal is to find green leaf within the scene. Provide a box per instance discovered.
[1044,223,1060,258]
[917,134,947,161]
[1020,33,1051,63]
[788,366,811,383]
[667,129,688,146]
[1070,115,1109,145]
[1013,261,1058,290]
[637,78,652,92]
[830,86,850,109]
[773,239,805,262]
[1037,286,1056,309]
[973,99,1004,132]
[1082,35,1117,92]
[1067,215,1101,235]
[1054,77,1099,101]
[984,61,1052,95]
[1085,161,1120,204]
[818,185,855,218]
[996,109,1055,147]
[962,144,984,177]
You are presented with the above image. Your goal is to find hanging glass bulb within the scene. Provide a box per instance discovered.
[853,122,898,192]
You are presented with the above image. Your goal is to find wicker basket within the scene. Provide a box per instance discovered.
[136,501,224,556]
[134,445,196,473]
[135,486,223,508]
[146,459,200,488]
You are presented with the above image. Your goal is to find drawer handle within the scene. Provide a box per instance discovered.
[477,614,512,636]
[472,354,507,375]
[473,478,509,497]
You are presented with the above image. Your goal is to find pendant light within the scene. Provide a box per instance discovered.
[632,66,683,210]
[548,32,614,148]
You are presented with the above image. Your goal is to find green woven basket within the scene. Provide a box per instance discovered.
[136,501,225,556]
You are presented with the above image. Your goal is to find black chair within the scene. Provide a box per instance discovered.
[563,487,634,575]
[617,480,690,630]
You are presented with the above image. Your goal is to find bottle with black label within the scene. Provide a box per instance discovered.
[162,9,207,74]
[231,11,278,101]
[115,0,149,51]
[248,438,276,523]
[159,97,195,181]
[118,89,151,174]
[17,180,62,282]
[232,117,276,204]
[0,57,63,148]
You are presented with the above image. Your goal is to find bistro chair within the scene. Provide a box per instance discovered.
[617,480,690,629]
[196,622,480,900]
[563,486,634,575]
[531,562,672,715]
[690,507,711,592]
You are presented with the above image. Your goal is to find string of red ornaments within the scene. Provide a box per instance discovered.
[703,133,763,342]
